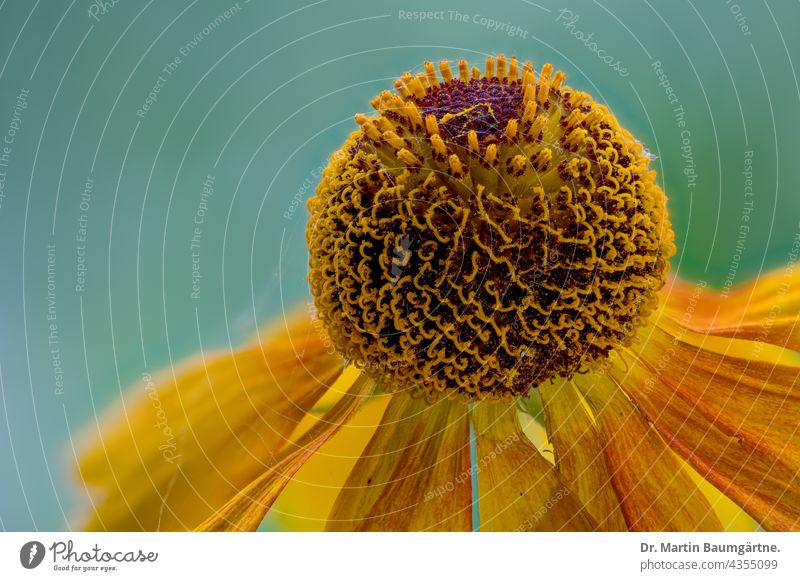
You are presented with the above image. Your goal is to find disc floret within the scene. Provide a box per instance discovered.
[307,55,675,401]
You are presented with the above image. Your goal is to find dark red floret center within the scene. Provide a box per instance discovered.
[412,78,524,148]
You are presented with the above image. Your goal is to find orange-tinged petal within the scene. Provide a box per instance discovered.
[76,307,342,531]
[612,353,800,531]
[621,322,800,530]
[642,323,800,476]
[326,393,426,530]
[665,268,800,320]
[473,400,598,531]
[327,393,472,531]
[702,318,800,353]
[195,368,374,531]
[663,270,800,352]
[539,380,627,531]
[717,266,800,321]
[572,371,722,531]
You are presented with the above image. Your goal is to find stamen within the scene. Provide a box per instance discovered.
[448,154,465,176]
[529,114,547,140]
[382,130,405,149]
[485,143,498,165]
[424,61,438,87]
[408,77,427,99]
[458,59,469,82]
[354,114,381,141]
[564,127,587,150]
[467,130,480,153]
[496,54,507,79]
[532,148,552,172]
[430,133,448,157]
[424,114,439,135]
[509,154,527,176]
[393,79,410,99]
[521,101,537,125]
[523,84,535,105]
[505,119,518,140]
[439,60,453,82]
[508,56,518,80]
[522,69,535,86]
[552,71,566,92]
[397,148,422,167]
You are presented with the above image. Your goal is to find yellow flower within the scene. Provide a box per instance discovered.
[75,56,800,532]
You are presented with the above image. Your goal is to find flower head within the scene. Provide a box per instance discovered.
[307,56,674,400]
[74,57,800,534]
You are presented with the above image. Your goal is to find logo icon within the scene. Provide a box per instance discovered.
[20,541,46,569]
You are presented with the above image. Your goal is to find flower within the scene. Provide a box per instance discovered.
[75,56,800,532]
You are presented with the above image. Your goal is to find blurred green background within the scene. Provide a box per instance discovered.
[0,0,798,530]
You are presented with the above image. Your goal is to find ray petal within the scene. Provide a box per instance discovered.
[572,371,723,531]
[195,369,373,531]
[76,308,343,531]
[619,322,800,530]
[327,393,472,531]
[539,380,627,530]
[473,400,598,531]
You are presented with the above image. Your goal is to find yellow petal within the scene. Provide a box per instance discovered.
[266,395,391,531]
[473,400,598,531]
[539,380,627,530]
[572,371,722,531]
[195,368,374,531]
[327,393,472,531]
[76,307,342,531]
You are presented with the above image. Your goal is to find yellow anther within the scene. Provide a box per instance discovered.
[508,57,519,80]
[408,76,427,99]
[552,70,566,92]
[397,148,422,167]
[565,127,587,150]
[468,130,480,152]
[523,84,535,104]
[382,131,405,149]
[529,114,547,140]
[521,101,537,125]
[532,147,552,171]
[425,114,439,135]
[393,79,410,99]
[439,60,453,82]
[510,154,527,174]
[354,114,381,141]
[424,61,438,87]
[458,59,469,81]
[496,54,507,79]
[505,119,518,140]
[448,154,465,175]
[485,144,497,165]
[430,133,448,156]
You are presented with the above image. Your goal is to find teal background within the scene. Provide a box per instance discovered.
[0,0,798,530]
